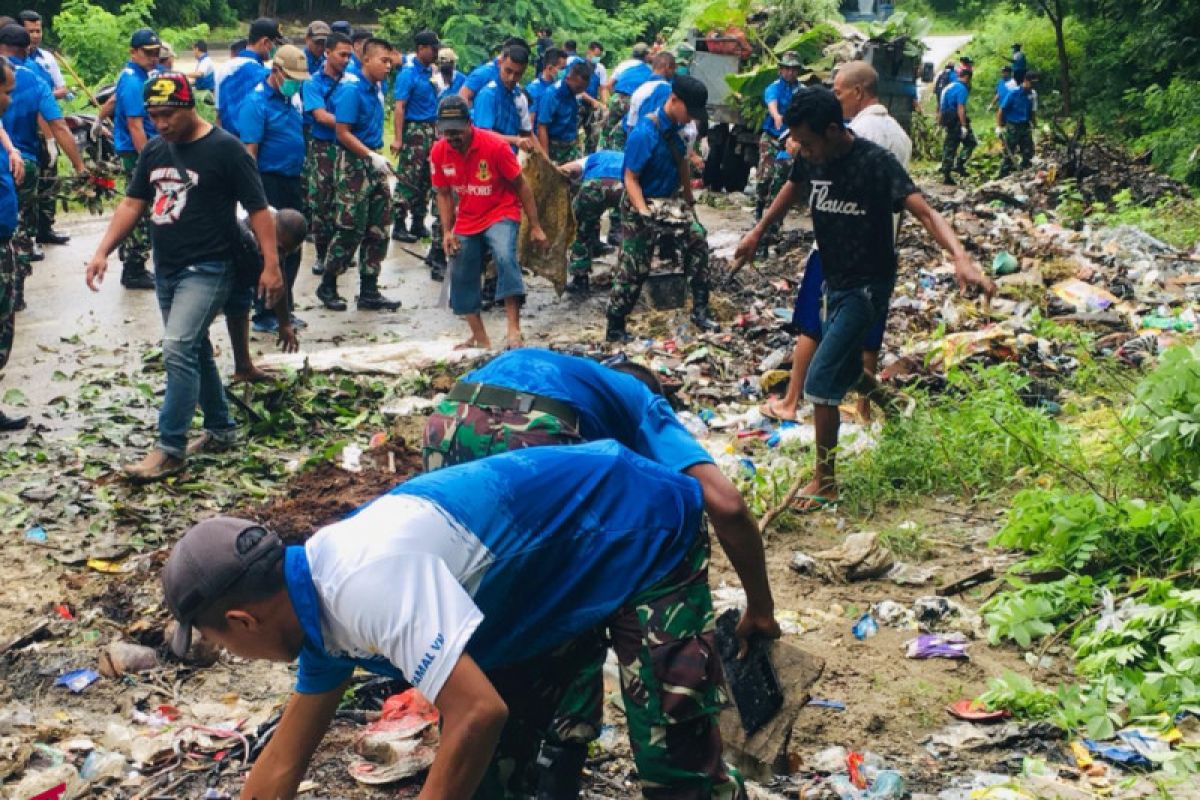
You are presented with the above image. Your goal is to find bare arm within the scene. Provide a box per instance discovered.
[391,100,406,154]
[623,168,649,216]
[247,206,284,309]
[128,116,148,153]
[957,102,967,129]
[437,185,460,257]
[418,655,508,799]
[239,686,345,800]
[458,84,476,105]
[47,118,85,172]
[904,192,994,296]
[767,99,783,130]
[335,122,375,158]
[733,178,802,263]
[0,124,24,185]
[245,142,260,159]
[537,123,550,154]
[685,463,780,656]
[85,196,149,290]
[311,108,336,128]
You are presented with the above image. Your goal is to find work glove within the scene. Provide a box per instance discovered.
[994,126,1004,136]
[369,152,393,175]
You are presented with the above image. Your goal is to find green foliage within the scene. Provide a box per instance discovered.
[1122,343,1200,491]
[1086,194,1200,251]
[756,0,841,44]
[982,575,1097,647]
[977,672,1061,718]
[837,364,1069,515]
[863,11,931,59]
[1127,80,1200,197]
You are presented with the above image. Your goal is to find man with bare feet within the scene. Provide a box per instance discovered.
[430,96,546,351]
[735,88,993,511]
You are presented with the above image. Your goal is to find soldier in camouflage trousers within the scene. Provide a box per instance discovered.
[10,158,38,310]
[607,197,712,337]
[568,175,623,283]
[599,92,630,150]
[391,120,436,240]
[117,154,154,289]
[754,132,779,220]
[304,139,338,270]
[548,139,580,165]
[0,238,26,430]
[318,150,397,311]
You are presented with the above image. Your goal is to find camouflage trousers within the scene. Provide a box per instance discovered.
[304,139,338,263]
[421,397,584,471]
[549,138,581,165]
[940,118,976,175]
[581,104,600,154]
[119,154,152,271]
[392,120,436,223]
[0,238,14,371]
[599,93,631,151]
[477,534,743,800]
[754,133,779,212]
[569,178,623,276]
[13,159,38,278]
[999,121,1033,176]
[607,197,711,323]
[327,149,393,279]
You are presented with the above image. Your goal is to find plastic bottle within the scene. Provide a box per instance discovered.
[868,771,905,798]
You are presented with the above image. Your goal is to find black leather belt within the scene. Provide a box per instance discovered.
[447,382,579,429]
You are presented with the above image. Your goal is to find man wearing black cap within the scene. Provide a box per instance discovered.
[390,29,440,244]
[216,17,281,138]
[318,38,399,312]
[304,21,330,76]
[600,42,652,150]
[431,95,546,350]
[606,75,715,342]
[160,441,747,800]
[0,23,86,308]
[84,72,283,482]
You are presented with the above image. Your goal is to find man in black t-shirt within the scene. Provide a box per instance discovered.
[85,72,283,483]
[735,88,993,511]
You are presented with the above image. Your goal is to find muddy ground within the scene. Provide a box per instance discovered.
[0,193,1069,799]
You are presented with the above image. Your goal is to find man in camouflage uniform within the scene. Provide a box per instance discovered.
[559,150,623,294]
[302,31,352,276]
[755,51,801,220]
[599,42,651,150]
[317,37,399,312]
[608,77,716,342]
[422,348,778,799]
[0,57,27,430]
[390,30,439,243]
[535,60,592,165]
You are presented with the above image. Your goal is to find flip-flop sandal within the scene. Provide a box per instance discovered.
[946,699,1011,722]
[792,494,837,513]
[759,399,798,422]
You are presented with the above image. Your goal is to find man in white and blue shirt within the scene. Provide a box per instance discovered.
[216,17,281,137]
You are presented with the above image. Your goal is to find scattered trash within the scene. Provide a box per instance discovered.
[887,561,936,586]
[24,525,47,543]
[97,641,157,678]
[54,669,99,694]
[947,699,1012,723]
[853,613,879,640]
[811,532,896,583]
[807,699,847,711]
[341,443,364,473]
[906,633,970,660]
[79,750,125,782]
[991,251,1020,276]
[347,689,440,785]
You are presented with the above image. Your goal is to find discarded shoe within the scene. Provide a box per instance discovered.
[0,410,30,431]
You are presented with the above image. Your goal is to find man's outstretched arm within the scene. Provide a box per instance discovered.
[240,683,346,800]
[420,654,508,799]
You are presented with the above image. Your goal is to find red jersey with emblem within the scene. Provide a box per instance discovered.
[430,127,523,235]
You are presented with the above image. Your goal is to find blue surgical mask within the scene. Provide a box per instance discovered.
[280,78,303,98]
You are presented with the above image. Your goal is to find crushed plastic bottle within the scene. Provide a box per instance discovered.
[676,411,709,439]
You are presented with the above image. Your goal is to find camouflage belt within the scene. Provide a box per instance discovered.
[447,381,579,429]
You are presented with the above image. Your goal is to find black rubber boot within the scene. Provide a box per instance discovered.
[691,287,720,331]
[409,216,429,240]
[316,272,347,311]
[311,259,325,276]
[392,218,417,243]
[941,171,957,186]
[426,241,447,281]
[534,742,588,800]
[13,273,26,312]
[566,274,590,295]
[357,274,401,311]
[605,315,631,343]
[121,266,155,290]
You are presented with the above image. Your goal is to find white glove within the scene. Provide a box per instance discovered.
[995,126,1004,136]
[369,152,392,175]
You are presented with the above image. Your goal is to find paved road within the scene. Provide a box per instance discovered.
[922,34,973,74]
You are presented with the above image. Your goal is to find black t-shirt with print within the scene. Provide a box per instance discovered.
[788,136,918,290]
[127,126,268,275]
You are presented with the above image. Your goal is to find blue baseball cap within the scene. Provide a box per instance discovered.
[131,28,161,49]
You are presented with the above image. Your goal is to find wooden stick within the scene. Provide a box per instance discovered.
[757,469,811,539]
[50,49,100,109]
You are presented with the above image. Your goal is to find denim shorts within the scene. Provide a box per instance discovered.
[223,285,254,318]
[803,280,894,406]
[792,249,887,350]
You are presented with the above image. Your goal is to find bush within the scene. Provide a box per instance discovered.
[1122,343,1200,490]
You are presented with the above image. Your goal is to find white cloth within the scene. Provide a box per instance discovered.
[32,49,66,90]
[610,58,641,83]
[593,62,608,87]
[848,104,912,168]
[626,78,666,127]
[305,494,487,701]
[196,54,216,79]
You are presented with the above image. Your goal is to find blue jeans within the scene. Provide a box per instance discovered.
[792,250,888,349]
[155,262,236,459]
[804,281,893,406]
[449,219,524,315]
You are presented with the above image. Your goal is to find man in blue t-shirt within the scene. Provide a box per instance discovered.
[997,71,1036,177]
[301,32,351,279]
[536,60,593,164]
[162,441,748,800]
[989,65,1013,111]
[238,44,308,336]
[938,68,974,184]
[470,45,534,149]
[756,50,802,219]
[600,42,652,149]
[0,57,30,431]
[608,76,715,342]
[525,46,565,127]
[0,23,86,305]
[216,17,281,138]
[389,30,440,244]
[317,38,399,313]
[560,150,623,290]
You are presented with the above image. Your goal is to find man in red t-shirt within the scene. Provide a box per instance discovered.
[431,95,546,350]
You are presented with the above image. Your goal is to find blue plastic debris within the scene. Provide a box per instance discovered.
[24,525,47,543]
[808,699,847,711]
[852,613,879,640]
[1082,738,1152,769]
[55,668,100,694]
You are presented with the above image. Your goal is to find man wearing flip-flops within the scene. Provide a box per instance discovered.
[735,85,994,512]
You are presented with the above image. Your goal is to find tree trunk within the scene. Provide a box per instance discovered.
[1047,0,1072,115]
[258,0,277,19]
